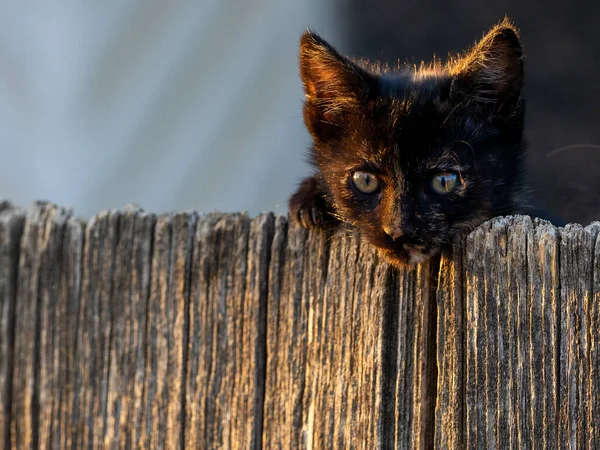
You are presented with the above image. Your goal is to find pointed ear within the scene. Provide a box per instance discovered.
[450,19,524,118]
[299,31,370,140]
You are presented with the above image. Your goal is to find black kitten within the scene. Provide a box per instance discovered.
[289,19,533,267]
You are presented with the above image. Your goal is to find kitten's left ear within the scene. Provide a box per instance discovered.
[451,19,524,117]
[299,31,371,140]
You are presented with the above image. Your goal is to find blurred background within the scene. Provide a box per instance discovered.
[1,1,599,224]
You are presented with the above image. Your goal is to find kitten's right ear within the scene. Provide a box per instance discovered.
[299,31,369,140]
[450,19,524,120]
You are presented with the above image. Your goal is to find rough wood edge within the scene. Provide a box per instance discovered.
[0,203,25,450]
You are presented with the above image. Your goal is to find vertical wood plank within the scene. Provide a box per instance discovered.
[409,259,437,450]
[464,217,527,448]
[183,213,219,448]
[232,213,273,449]
[71,209,120,449]
[559,223,600,448]
[104,207,155,448]
[304,227,395,449]
[391,260,417,448]
[347,237,395,447]
[59,214,85,450]
[392,260,437,450]
[185,213,261,449]
[11,203,48,449]
[261,216,289,450]
[37,207,84,450]
[504,217,532,449]
[296,222,331,449]
[465,222,487,448]
[0,204,25,450]
[462,217,562,448]
[141,212,196,449]
[466,217,524,448]
[261,217,310,450]
[184,213,272,449]
[303,226,360,449]
[591,227,600,448]
[12,203,77,449]
[263,221,402,449]
[526,220,559,449]
[434,237,465,448]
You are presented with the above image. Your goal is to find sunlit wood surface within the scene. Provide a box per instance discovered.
[1,201,597,448]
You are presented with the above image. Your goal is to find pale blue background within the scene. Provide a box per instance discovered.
[0,1,343,217]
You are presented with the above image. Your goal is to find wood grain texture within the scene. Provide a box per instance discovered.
[104,207,155,448]
[184,213,273,450]
[37,206,83,450]
[386,256,439,450]
[262,217,309,450]
[71,208,120,449]
[185,213,248,449]
[527,220,560,449]
[461,216,567,449]
[559,222,600,448]
[303,226,389,449]
[591,228,600,448]
[4,202,600,449]
[434,237,465,449]
[235,214,274,449]
[141,211,197,449]
[0,203,25,450]
[263,221,428,449]
[11,203,80,449]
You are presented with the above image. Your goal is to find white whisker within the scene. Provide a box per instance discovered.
[546,143,600,158]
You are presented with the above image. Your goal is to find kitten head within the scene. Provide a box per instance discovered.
[300,19,526,266]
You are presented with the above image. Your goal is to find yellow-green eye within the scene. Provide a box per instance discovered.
[352,171,380,194]
[431,172,458,194]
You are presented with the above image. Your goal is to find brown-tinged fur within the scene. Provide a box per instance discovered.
[289,19,533,266]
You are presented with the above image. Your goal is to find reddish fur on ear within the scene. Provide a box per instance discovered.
[299,31,368,128]
[449,18,524,106]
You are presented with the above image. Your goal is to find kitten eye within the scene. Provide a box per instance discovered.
[352,171,380,194]
[431,172,458,194]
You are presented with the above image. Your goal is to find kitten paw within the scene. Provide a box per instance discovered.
[289,176,338,229]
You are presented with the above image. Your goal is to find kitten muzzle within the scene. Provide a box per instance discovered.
[383,224,404,240]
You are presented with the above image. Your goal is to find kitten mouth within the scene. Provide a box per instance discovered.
[374,241,431,266]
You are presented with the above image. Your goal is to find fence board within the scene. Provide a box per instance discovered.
[140,212,197,449]
[304,227,387,449]
[262,218,309,450]
[184,213,273,450]
[104,207,155,448]
[2,202,600,449]
[591,230,600,448]
[559,223,600,448]
[434,236,465,448]
[12,203,80,449]
[71,208,120,449]
[526,220,560,449]
[38,206,83,450]
[462,217,562,448]
[0,203,24,450]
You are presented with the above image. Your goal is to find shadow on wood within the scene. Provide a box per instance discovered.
[0,201,598,448]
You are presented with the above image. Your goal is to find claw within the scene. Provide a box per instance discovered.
[298,209,310,229]
[289,175,339,230]
[311,207,323,225]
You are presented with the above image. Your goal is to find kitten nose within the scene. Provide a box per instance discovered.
[383,224,403,239]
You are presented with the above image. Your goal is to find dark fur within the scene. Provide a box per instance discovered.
[289,19,530,266]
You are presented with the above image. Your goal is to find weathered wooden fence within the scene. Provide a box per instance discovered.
[0,201,598,449]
